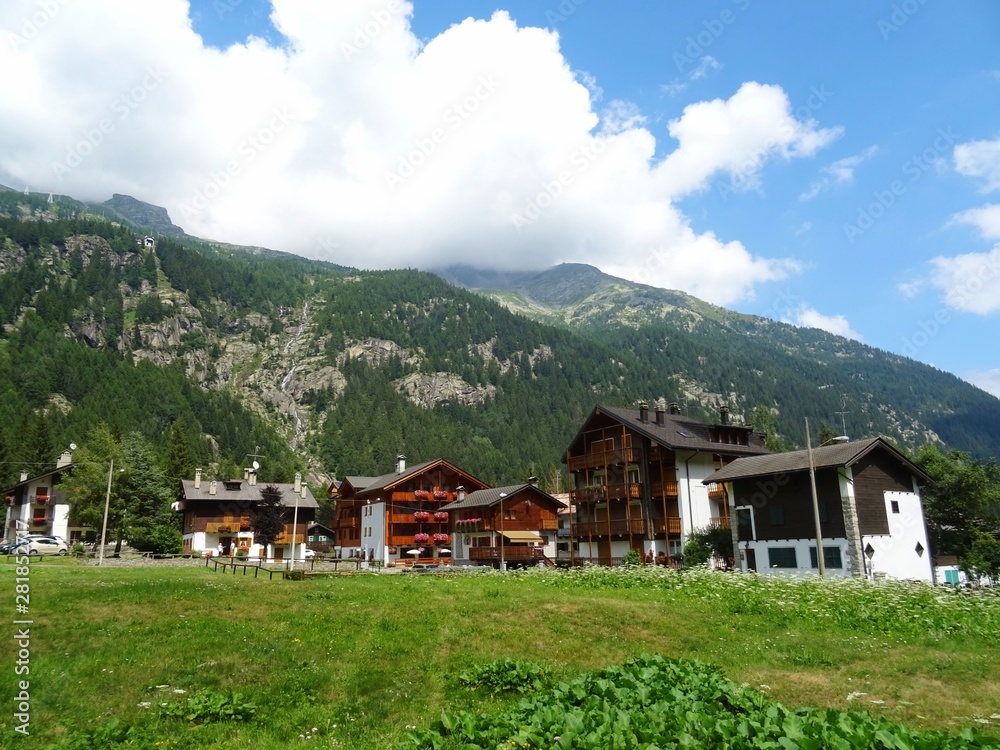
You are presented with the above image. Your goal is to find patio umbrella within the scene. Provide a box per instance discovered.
[439,549,451,554]
[406,549,422,556]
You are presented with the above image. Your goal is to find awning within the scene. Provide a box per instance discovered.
[501,530,541,543]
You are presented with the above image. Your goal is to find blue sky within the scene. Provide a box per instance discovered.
[2,1,998,398]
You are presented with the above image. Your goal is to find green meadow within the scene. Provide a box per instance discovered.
[2,560,999,748]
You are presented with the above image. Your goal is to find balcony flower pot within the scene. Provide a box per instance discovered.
[434,511,449,522]
[433,490,448,500]
[414,533,430,544]
[414,490,431,499]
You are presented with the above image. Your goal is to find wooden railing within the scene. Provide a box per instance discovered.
[566,447,637,472]
[708,516,731,529]
[706,483,725,498]
[571,483,642,504]
[469,547,546,561]
[539,519,559,530]
[651,517,683,535]
[573,519,646,537]
[651,480,679,497]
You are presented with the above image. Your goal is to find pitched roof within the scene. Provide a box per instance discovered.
[565,405,768,459]
[180,479,318,508]
[347,458,489,498]
[703,437,930,484]
[1,463,75,496]
[439,483,566,511]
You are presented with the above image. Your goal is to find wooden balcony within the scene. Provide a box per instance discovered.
[651,517,682,535]
[33,495,50,504]
[706,482,725,499]
[566,447,637,472]
[573,519,646,538]
[469,546,546,561]
[334,518,358,529]
[709,516,731,529]
[651,480,679,497]
[571,483,642,504]
[539,519,559,531]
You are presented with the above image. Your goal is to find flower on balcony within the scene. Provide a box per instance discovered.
[432,533,449,543]
[413,511,431,521]
[433,490,448,500]
[455,517,482,526]
[388,547,397,554]
[434,511,449,522]
[414,490,431,499]
[414,533,430,543]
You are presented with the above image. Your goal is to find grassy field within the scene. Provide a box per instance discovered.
[2,559,999,748]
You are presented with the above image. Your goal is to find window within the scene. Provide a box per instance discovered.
[890,500,900,514]
[809,546,843,569]
[768,504,785,526]
[736,508,752,533]
[768,547,797,568]
[818,500,828,523]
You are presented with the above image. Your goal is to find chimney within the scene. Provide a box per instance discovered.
[209,480,217,496]
[638,400,649,422]
[527,476,538,487]
[456,485,466,502]
[396,454,406,474]
[195,468,202,489]
[56,450,73,469]
[244,468,250,480]
[294,472,302,494]
[301,483,307,500]
[654,398,666,427]
[249,472,256,487]
[668,402,681,415]
[719,406,730,425]
[19,470,29,483]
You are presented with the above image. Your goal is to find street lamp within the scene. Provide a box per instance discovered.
[289,480,302,572]
[805,418,848,577]
[499,492,507,571]
[99,460,124,567]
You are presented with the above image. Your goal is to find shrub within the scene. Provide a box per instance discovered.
[620,548,643,567]
[456,658,548,696]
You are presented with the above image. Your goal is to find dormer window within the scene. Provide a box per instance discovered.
[224,481,242,491]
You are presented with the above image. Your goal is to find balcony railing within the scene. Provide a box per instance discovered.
[708,516,731,529]
[469,547,546,561]
[651,517,683,535]
[651,480,679,497]
[706,483,725,498]
[573,519,646,537]
[566,447,637,472]
[32,495,50,504]
[539,519,559,531]
[571,483,642,504]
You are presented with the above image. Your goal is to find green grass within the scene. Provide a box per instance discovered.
[1,562,999,748]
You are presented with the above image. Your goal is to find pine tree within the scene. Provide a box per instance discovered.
[164,420,197,500]
[250,484,286,555]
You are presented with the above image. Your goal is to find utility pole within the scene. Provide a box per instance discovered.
[805,418,826,577]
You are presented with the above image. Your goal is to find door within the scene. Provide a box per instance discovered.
[273,546,283,562]
[598,538,612,566]
[745,549,757,572]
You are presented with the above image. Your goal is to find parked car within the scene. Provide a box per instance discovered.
[304,548,316,560]
[0,539,24,554]
[15,537,69,555]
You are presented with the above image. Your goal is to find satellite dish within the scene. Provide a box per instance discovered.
[69,443,77,451]
[252,461,260,471]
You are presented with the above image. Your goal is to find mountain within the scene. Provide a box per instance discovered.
[101,194,186,237]
[1,189,998,501]
[439,263,1000,459]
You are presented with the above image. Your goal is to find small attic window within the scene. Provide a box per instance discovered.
[223,481,242,491]
[677,431,693,439]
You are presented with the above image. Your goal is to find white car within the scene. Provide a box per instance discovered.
[304,548,316,559]
[15,537,69,555]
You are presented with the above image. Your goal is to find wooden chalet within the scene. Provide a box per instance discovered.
[564,399,768,566]
[705,437,934,580]
[439,480,564,568]
[178,469,317,560]
[333,455,489,565]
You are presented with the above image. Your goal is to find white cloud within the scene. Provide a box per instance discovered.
[689,55,721,81]
[954,136,1000,192]
[799,145,878,201]
[782,305,864,341]
[660,80,688,97]
[0,0,840,306]
[656,82,843,198]
[966,368,1000,399]
[948,204,1000,239]
[927,248,1000,315]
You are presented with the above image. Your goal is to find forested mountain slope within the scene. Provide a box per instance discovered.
[2,189,997,499]
[439,263,1000,460]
